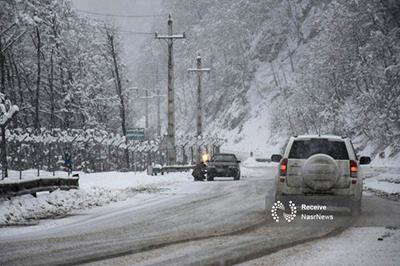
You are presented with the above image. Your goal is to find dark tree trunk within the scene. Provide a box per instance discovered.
[34,27,41,130]
[0,38,5,93]
[107,33,129,169]
[0,32,6,178]
[1,126,7,179]
[49,49,55,129]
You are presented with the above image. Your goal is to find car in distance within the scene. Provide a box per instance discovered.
[206,153,241,181]
[271,135,371,215]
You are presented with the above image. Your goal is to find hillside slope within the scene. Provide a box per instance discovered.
[136,0,400,161]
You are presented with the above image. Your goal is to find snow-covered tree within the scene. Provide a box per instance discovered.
[0,93,19,178]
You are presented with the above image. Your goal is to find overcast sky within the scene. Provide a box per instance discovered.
[71,0,164,71]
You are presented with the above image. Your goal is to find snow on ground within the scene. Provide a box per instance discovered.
[365,178,400,195]
[215,61,288,159]
[242,227,400,266]
[363,167,400,200]
[368,145,400,168]
[240,157,277,179]
[0,169,192,225]
[0,160,273,226]
[242,157,274,168]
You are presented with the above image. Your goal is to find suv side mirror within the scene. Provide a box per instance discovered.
[359,156,371,165]
[237,160,241,164]
[271,154,282,163]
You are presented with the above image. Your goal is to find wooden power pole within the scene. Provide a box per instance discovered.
[145,89,149,129]
[188,53,210,137]
[155,15,185,165]
[154,65,162,137]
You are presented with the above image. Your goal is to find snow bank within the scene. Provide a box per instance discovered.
[0,170,192,225]
[359,144,400,168]
[242,157,274,168]
[364,179,400,195]
[371,150,400,168]
[364,167,400,200]
[0,188,122,225]
[240,157,277,179]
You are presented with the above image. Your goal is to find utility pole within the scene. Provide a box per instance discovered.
[188,53,210,137]
[155,14,185,165]
[131,86,165,137]
[133,87,151,130]
[156,86,161,137]
[188,53,210,163]
[145,89,149,129]
[154,64,162,137]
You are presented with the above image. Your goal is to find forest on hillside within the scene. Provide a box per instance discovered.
[0,0,139,174]
[0,0,130,133]
[1,0,399,160]
[137,0,400,154]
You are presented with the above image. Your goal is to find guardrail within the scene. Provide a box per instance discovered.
[0,176,79,198]
[147,165,195,176]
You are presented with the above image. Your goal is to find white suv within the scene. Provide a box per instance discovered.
[271,135,371,215]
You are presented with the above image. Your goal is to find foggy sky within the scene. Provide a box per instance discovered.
[71,0,164,72]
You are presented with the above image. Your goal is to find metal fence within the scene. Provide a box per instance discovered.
[3,128,223,178]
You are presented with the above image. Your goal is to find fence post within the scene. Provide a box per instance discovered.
[36,141,40,177]
[18,141,22,179]
[190,146,194,164]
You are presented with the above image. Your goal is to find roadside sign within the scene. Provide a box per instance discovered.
[126,128,145,141]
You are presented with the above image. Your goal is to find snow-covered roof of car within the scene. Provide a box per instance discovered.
[294,135,346,141]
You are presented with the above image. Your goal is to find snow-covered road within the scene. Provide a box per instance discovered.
[0,165,275,265]
[1,165,399,265]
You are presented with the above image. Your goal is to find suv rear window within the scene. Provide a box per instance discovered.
[288,139,349,160]
[213,154,237,162]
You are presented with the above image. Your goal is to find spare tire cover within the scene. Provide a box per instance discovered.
[302,154,339,191]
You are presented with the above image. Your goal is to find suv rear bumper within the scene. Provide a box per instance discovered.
[276,178,362,199]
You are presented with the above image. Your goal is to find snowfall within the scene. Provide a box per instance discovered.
[1,156,399,227]
[0,156,400,265]
[0,169,193,226]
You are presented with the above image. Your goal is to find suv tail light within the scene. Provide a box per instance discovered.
[280,158,288,179]
[350,160,358,183]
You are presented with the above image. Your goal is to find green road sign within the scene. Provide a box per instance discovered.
[126,128,145,141]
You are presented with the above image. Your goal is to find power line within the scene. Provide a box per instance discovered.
[77,28,154,35]
[75,9,168,18]
[114,29,154,35]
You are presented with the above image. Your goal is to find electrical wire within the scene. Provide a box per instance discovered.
[75,9,168,18]
[75,27,155,35]
[113,29,154,35]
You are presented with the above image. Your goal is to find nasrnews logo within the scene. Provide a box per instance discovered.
[271,201,334,223]
[271,201,296,222]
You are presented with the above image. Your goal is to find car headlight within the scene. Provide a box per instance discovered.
[201,153,210,163]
